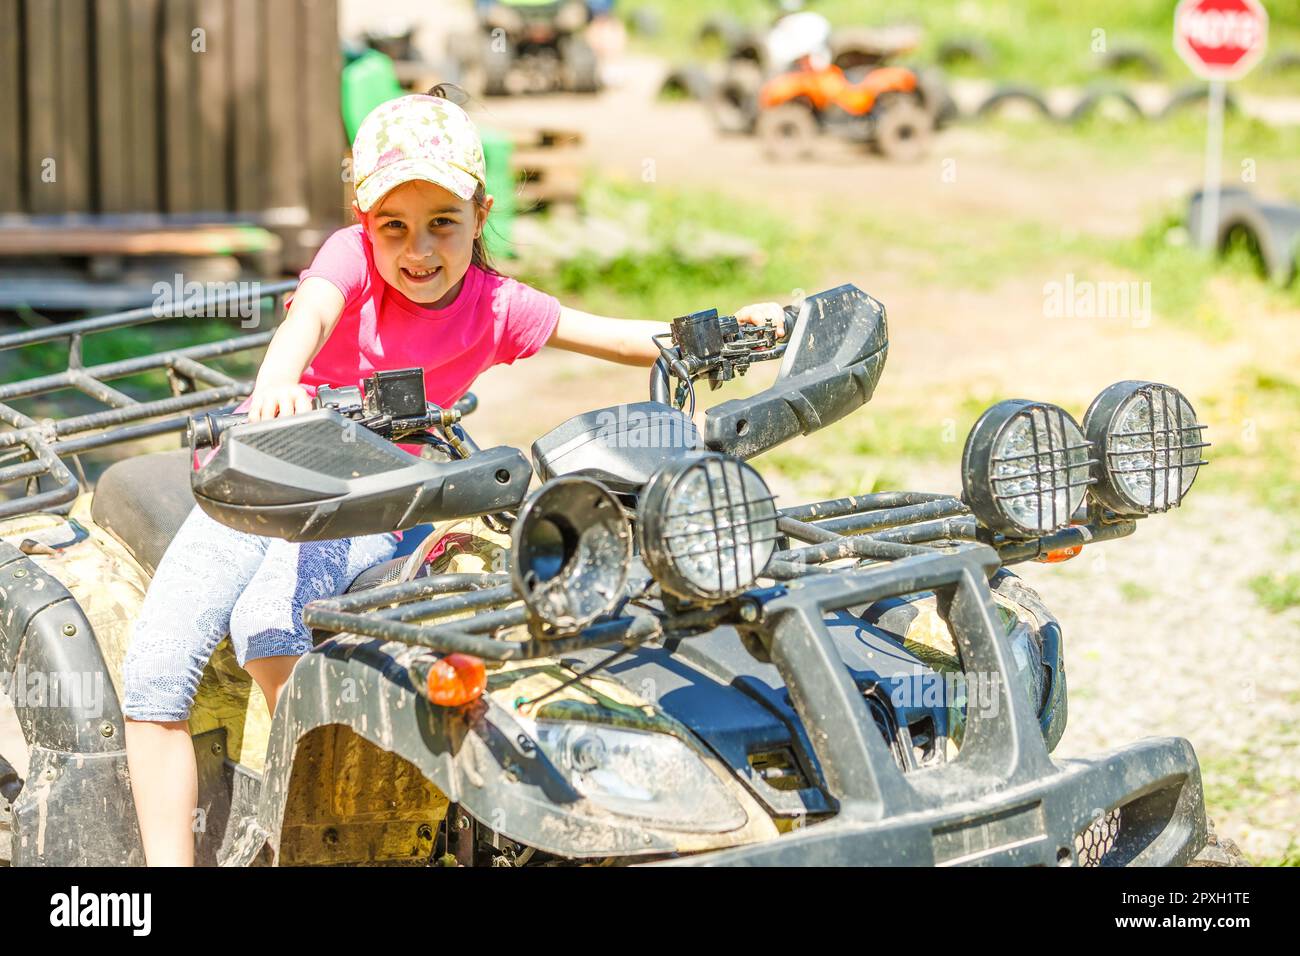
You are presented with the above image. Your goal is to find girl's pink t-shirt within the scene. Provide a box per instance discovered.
[298,224,561,407]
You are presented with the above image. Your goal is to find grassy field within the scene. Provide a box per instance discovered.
[632,0,1300,94]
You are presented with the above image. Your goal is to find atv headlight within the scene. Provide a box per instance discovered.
[638,453,778,601]
[510,477,632,633]
[1083,381,1207,516]
[533,721,746,832]
[962,400,1095,537]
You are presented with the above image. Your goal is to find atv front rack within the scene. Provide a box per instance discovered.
[0,280,296,518]
[301,489,1139,660]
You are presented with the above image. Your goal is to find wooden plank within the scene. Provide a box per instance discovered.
[0,0,22,213]
[126,0,163,211]
[23,9,61,213]
[301,0,343,230]
[229,0,264,213]
[0,224,280,256]
[193,0,228,211]
[263,0,305,218]
[95,0,130,213]
[56,0,94,212]
[161,0,198,212]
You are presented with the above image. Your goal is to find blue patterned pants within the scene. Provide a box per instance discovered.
[122,504,398,722]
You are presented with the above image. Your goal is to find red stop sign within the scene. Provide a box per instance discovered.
[1175,0,1269,80]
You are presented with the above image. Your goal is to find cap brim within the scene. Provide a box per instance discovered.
[355,158,479,211]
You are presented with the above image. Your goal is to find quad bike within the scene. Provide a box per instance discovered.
[755,62,932,162]
[0,281,1238,866]
[449,0,600,97]
[703,5,953,148]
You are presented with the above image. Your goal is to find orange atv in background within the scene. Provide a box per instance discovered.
[756,62,932,162]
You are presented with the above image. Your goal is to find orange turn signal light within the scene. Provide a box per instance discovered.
[424,654,487,707]
[1039,544,1083,564]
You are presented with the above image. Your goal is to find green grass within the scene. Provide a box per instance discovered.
[631,0,1300,95]
[515,175,827,320]
[1248,572,1300,613]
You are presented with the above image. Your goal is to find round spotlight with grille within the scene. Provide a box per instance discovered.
[962,400,1095,538]
[1083,381,1207,516]
[639,453,779,601]
[510,477,632,633]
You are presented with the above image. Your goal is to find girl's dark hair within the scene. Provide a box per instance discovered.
[426,82,502,276]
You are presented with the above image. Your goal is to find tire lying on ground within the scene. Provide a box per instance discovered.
[1098,44,1164,77]
[913,67,960,129]
[872,92,932,161]
[659,64,713,101]
[1158,83,1239,120]
[936,36,993,66]
[707,58,763,134]
[756,101,820,162]
[1188,187,1300,288]
[975,84,1054,121]
[1067,86,1146,124]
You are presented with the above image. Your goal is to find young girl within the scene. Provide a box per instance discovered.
[122,92,783,866]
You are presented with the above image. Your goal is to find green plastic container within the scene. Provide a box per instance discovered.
[480,127,516,259]
[341,50,406,144]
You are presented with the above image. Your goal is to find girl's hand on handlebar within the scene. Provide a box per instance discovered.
[247,383,312,423]
[735,301,789,339]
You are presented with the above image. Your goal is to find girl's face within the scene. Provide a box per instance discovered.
[361,180,491,308]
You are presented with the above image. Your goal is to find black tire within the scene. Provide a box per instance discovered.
[913,66,959,129]
[936,37,993,67]
[1158,84,1239,120]
[707,59,762,135]
[659,64,712,102]
[560,35,601,94]
[1098,45,1164,78]
[756,102,819,162]
[696,15,744,52]
[1067,86,1146,124]
[872,93,932,162]
[975,84,1054,121]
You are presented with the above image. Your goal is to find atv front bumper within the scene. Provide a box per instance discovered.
[668,734,1206,866]
[672,544,1208,867]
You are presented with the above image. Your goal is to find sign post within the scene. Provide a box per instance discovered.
[1173,0,1269,252]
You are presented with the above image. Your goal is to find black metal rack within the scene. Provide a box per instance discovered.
[0,280,297,518]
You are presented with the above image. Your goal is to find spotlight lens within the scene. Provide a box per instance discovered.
[991,407,1092,534]
[1108,387,1203,510]
[643,455,778,600]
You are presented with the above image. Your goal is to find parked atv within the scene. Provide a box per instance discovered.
[449,0,600,97]
[0,282,1230,866]
[702,9,940,161]
[755,62,931,162]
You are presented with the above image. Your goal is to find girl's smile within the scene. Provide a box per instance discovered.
[362,179,491,308]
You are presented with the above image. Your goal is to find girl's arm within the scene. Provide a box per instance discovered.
[247,277,347,422]
[546,302,787,367]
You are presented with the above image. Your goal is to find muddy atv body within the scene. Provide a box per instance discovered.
[0,282,1218,866]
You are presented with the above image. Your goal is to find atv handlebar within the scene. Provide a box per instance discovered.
[649,303,800,412]
[187,377,479,451]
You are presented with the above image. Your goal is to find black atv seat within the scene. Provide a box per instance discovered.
[92,449,427,591]
[92,449,197,577]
